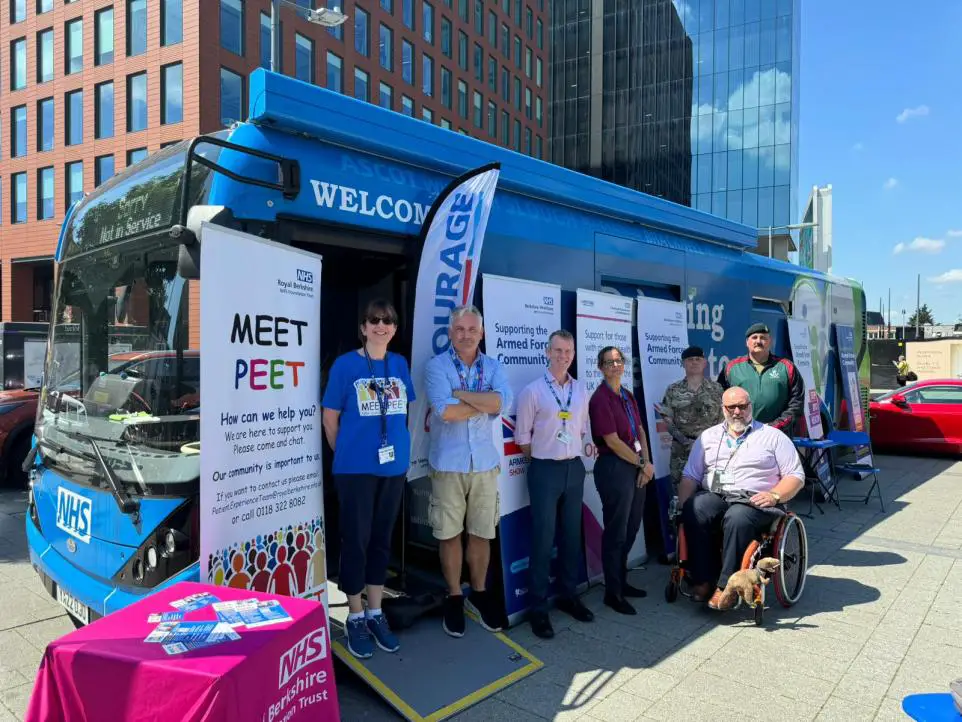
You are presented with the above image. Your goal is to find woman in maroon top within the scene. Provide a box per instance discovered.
[588,345,655,615]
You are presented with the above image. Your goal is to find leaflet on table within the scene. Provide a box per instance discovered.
[147,612,185,623]
[213,599,292,628]
[144,621,241,655]
[169,592,220,612]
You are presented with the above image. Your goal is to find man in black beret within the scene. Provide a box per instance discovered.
[716,323,804,433]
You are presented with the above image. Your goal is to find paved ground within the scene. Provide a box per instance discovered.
[2,453,961,721]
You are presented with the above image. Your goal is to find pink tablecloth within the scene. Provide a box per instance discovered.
[26,581,340,722]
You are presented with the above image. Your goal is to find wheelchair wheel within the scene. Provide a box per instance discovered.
[773,514,808,607]
[665,580,679,603]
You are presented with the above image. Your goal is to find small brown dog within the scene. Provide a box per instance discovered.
[719,557,781,608]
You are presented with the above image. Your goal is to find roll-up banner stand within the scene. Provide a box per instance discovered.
[405,164,501,550]
[635,297,689,556]
[835,324,872,465]
[481,274,575,625]
[789,319,833,488]
[575,289,644,582]
[199,223,328,614]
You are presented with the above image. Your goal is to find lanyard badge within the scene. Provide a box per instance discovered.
[451,349,484,392]
[620,387,641,451]
[364,349,394,463]
[546,374,574,444]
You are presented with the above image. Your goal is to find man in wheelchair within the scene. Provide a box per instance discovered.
[677,387,805,610]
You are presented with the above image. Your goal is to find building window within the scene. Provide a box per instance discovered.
[514,36,521,68]
[525,86,531,118]
[536,135,542,159]
[525,47,532,77]
[473,91,482,127]
[260,13,271,69]
[457,80,467,118]
[458,31,467,70]
[128,0,147,56]
[525,6,532,38]
[401,95,414,116]
[441,118,451,129]
[379,24,393,70]
[355,6,369,55]
[440,67,452,109]
[354,68,370,102]
[38,167,54,220]
[441,18,451,57]
[66,90,83,146]
[127,148,148,166]
[39,0,54,12]
[95,82,115,139]
[536,19,542,48]
[220,0,243,55]
[422,54,434,96]
[11,0,26,24]
[474,43,482,82]
[11,38,26,90]
[536,96,542,126]
[422,107,433,122]
[501,109,509,144]
[379,81,393,110]
[422,1,433,44]
[474,0,482,33]
[458,0,468,21]
[402,40,414,84]
[38,98,54,152]
[161,0,183,45]
[11,106,27,158]
[66,19,83,74]
[488,56,497,91]
[487,101,496,137]
[536,57,542,86]
[95,155,115,187]
[37,29,54,84]
[381,0,393,11]
[66,161,83,210]
[295,33,314,83]
[403,0,414,30]
[95,7,115,65]
[12,173,27,224]
[488,10,496,44]
[524,127,531,154]
[127,72,148,132]
[326,52,343,92]
[502,67,509,100]
[161,63,183,124]
[501,24,509,57]
[513,119,520,151]
[220,68,244,126]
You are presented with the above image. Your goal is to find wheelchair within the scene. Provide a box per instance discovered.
[664,497,808,625]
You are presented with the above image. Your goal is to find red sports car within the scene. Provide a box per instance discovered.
[869,379,962,455]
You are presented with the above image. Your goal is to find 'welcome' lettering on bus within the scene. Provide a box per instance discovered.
[230,314,308,390]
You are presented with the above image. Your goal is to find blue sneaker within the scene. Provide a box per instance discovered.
[346,616,374,659]
[366,613,400,653]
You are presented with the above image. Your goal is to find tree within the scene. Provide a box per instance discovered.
[908,304,935,326]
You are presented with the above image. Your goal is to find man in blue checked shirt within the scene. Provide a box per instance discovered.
[424,304,512,639]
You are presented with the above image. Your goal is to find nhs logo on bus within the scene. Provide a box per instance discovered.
[56,487,92,544]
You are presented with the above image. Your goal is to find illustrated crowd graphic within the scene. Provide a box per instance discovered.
[207,516,326,597]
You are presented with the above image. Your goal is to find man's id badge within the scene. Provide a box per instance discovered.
[633,440,642,453]
[556,429,572,445]
[378,445,396,465]
[710,469,734,493]
[557,411,572,421]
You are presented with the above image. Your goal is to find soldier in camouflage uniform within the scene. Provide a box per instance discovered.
[655,346,724,490]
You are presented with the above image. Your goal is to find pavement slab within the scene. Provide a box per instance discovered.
[2,452,961,721]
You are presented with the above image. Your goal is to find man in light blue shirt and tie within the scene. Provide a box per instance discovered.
[424,304,512,639]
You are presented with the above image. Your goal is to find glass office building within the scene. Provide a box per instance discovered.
[549,0,799,231]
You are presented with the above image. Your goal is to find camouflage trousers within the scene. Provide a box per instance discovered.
[669,441,695,492]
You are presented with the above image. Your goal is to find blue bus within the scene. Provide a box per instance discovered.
[26,69,868,627]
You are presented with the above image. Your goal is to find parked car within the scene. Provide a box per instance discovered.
[0,349,199,489]
[869,379,962,455]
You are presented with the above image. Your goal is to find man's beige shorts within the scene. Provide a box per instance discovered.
[429,468,500,540]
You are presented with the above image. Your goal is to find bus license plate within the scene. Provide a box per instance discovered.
[56,586,89,625]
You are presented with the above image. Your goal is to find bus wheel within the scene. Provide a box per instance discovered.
[4,434,31,490]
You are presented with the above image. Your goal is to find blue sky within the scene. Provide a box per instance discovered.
[798,0,962,326]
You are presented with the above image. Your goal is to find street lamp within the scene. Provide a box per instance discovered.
[902,309,906,341]
[271,1,348,73]
[766,221,818,260]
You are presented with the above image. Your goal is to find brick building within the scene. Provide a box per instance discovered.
[0,0,547,323]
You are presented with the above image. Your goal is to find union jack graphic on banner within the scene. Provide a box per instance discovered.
[502,416,523,457]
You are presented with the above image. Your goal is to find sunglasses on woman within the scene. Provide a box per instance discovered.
[367,315,397,326]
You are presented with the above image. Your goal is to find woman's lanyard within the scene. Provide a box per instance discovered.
[451,348,484,392]
[616,386,640,446]
[545,373,574,429]
[364,348,390,446]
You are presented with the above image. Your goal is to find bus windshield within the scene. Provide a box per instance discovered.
[36,238,199,488]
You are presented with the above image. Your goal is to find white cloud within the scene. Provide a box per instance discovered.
[896,105,930,123]
[893,237,945,254]
[883,177,899,190]
[852,142,864,152]
[930,270,962,283]
[948,229,962,237]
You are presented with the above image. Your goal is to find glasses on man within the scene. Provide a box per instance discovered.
[724,402,751,412]
[367,315,397,326]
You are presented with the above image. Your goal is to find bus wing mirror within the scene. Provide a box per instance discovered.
[177,243,201,280]
[173,205,236,280]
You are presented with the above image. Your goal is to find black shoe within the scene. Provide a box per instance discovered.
[466,589,504,632]
[529,611,554,639]
[442,594,466,638]
[556,596,594,623]
[623,582,648,598]
[604,593,636,615]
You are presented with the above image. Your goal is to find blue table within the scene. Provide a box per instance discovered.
[902,693,961,721]
[792,437,841,517]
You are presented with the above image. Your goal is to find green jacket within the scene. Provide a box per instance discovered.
[717,353,804,431]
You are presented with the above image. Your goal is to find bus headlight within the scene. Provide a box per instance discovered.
[165,530,177,555]
[132,557,144,582]
[146,546,158,570]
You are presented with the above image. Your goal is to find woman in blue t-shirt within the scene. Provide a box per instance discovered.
[321,299,415,660]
